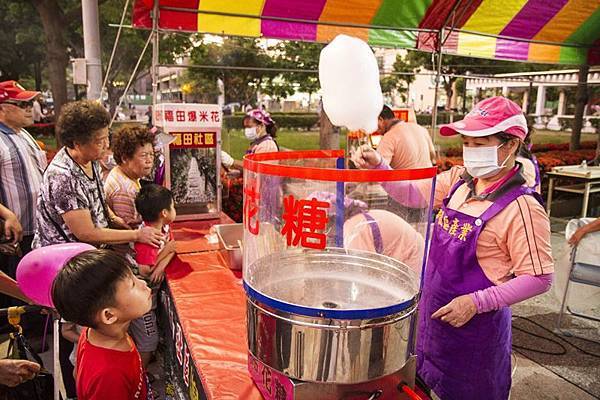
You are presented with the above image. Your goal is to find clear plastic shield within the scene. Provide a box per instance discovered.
[242,150,436,319]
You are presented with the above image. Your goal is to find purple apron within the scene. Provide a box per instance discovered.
[417,180,541,400]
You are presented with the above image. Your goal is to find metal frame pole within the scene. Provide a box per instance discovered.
[430,28,444,145]
[152,0,160,107]
[82,0,103,100]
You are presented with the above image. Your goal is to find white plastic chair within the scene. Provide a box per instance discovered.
[555,218,600,336]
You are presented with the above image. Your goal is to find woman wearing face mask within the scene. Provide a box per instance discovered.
[354,97,553,400]
[220,109,279,170]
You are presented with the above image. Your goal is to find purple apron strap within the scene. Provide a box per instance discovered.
[362,212,383,254]
[479,185,542,223]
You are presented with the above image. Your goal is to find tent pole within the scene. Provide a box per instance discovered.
[430,28,444,147]
[152,0,159,108]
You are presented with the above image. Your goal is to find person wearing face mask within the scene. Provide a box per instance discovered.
[354,96,553,400]
[220,108,279,170]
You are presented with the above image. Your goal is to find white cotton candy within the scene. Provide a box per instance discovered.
[319,35,383,133]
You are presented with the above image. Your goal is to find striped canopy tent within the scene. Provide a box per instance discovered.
[132,0,600,65]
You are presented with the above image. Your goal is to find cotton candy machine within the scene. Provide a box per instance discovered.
[242,150,436,399]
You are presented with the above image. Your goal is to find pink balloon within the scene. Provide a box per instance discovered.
[17,243,95,308]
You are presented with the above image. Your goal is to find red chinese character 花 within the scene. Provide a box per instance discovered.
[210,111,220,122]
[281,195,329,249]
[244,178,260,235]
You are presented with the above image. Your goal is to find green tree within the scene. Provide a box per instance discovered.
[380,54,415,103]
[0,2,46,89]
[187,37,277,105]
[269,41,323,109]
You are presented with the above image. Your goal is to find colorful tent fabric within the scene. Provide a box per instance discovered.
[132,0,600,65]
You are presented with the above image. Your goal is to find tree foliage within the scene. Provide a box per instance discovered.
[187,37,277,105]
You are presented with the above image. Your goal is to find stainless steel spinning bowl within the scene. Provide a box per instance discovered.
[244,248,420,384]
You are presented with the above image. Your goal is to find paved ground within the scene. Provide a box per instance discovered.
[510,223,600,400]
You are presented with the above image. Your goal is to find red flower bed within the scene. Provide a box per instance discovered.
[535,150,596,174]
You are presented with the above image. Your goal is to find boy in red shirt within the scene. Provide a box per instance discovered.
[134,184,177,284]
[52,249,153,400]
[132,184,177,367]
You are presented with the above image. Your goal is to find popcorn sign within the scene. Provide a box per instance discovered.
[155,103,222,221]
[155,103,222,130]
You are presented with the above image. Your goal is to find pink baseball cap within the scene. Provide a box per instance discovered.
[440,96,527,140]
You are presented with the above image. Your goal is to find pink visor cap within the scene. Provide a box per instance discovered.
[440,96,527,140]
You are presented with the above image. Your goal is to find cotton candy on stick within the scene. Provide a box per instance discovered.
[319,35,383,133]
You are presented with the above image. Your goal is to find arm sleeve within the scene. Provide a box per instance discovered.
[135,243,158,266]
[506,196,554,277]
[377,164,462,209]
[470,273,553,313]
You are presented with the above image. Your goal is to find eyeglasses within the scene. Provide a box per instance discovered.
[3,100,34,110]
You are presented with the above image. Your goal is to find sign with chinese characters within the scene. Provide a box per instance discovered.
[392,107,416,123]
[281,195,330,250]
[155,103,221,130]
[156,103,222,221]
[435,209,474,242]
[248,353,294,400]
[170,132,217,149]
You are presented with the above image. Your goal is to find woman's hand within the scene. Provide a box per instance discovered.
[431,294,477,328]
[0,359,40,387]
[3,213,23,244]
[351,145,382,169]
[136,226,163,247]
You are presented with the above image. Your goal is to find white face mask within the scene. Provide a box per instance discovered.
[462,143,509,179]
[244,127,258,141]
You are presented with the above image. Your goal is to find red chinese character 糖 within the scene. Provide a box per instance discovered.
[210,111,220,122]
[165,110,174,122]
[244,178,260,235]
[188,111,197,122]
[198,111,209,122]
[281,195,329,249]
[176,110,185,122]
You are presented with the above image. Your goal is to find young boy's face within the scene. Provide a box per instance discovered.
[162,200,176,224]
[112,272,152,321]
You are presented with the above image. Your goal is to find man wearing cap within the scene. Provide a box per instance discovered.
[375,105,435,169]
[0,81,46,271]
[354,97,553,400]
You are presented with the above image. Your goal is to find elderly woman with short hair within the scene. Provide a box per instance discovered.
[33,100,162,248]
